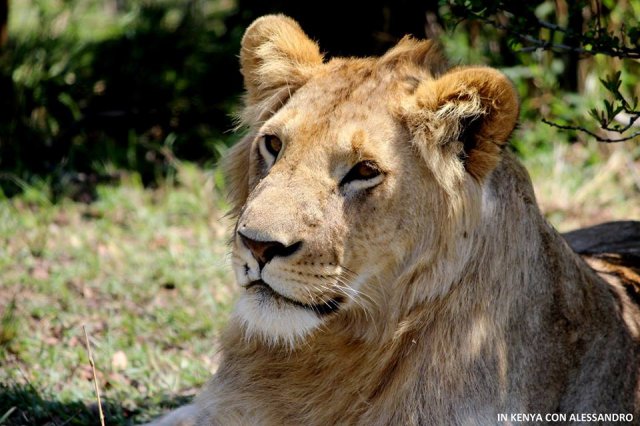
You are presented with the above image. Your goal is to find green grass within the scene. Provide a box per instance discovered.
[0,145,639,425]
[0,163,234,424]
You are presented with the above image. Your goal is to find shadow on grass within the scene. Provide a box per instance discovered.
[0,383,191,426]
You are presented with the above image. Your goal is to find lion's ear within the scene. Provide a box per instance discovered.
[240,15,323,118]
[410,67,519,180]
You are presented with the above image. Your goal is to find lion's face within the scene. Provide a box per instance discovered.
[227,16,519,345]
[232,64,423,344]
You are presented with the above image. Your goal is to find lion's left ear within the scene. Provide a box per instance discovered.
[408,67,519,180]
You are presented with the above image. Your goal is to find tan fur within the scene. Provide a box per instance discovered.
[150,15,640,425]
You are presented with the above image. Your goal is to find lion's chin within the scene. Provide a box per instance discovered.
[245,280,342,315]
[234,288,323,347]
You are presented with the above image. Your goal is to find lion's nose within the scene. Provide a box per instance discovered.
[238,231,302,268]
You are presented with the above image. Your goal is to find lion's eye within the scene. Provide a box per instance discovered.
[258,134,283,167]
[341,161,382,186]
[262,135,282,159]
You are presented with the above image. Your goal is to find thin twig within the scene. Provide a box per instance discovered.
[601,115,640,134]
[536,19,568,34]
[609,111,640,133]
[82,325,106,426]
[542,119,640,142]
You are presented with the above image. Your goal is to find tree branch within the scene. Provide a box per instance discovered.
[542,119,640,143]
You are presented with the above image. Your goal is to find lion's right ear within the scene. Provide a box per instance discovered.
[240,15,323,123]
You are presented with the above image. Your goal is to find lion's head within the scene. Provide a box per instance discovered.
[225,15,519,346]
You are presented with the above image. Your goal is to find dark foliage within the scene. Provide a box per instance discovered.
[0,2,245,197]
[0,0,447,198]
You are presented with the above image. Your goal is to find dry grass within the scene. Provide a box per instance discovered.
[525,141,640,231]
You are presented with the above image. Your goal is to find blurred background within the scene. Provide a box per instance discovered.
[0,0,638,424]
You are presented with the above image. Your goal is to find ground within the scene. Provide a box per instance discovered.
[0,142,638,425]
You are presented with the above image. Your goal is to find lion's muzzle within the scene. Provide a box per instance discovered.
[238,231,302,269]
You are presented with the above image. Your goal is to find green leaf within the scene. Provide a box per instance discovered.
[57,93,82,121]
[604,100,613,118]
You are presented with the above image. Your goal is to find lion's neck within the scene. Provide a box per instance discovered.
[336,153,567,343]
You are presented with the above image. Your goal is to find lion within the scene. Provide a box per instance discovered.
[149,15,640,425]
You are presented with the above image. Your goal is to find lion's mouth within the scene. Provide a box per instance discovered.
[245,280,342,315]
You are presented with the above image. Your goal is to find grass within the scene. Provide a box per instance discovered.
[0,143,639,425]
[0,163,234,424]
